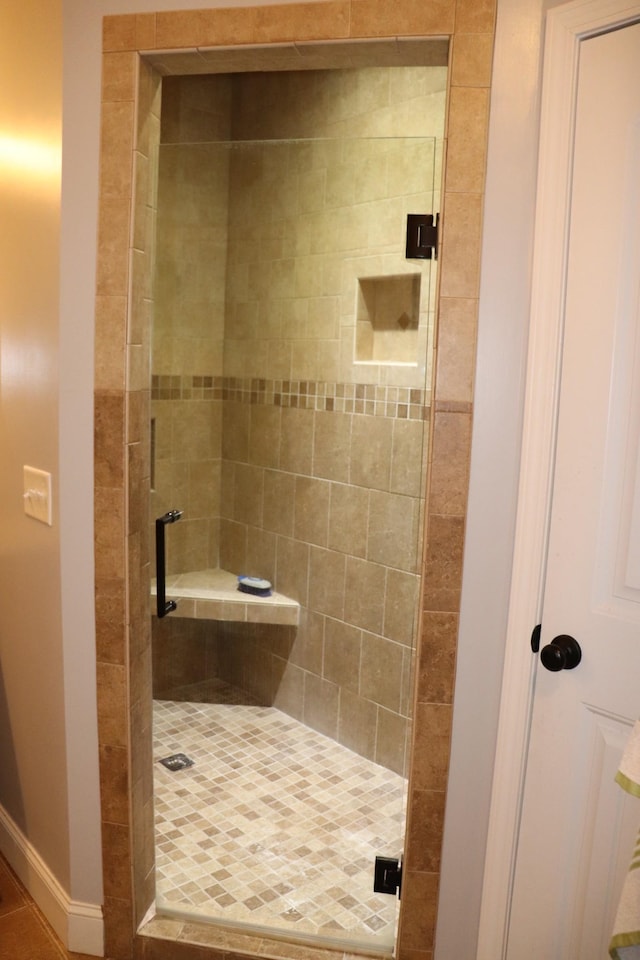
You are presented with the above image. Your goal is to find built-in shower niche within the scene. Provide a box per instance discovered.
[355,274,421,365]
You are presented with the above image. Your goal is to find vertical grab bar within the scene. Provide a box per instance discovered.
[155,509,183,618]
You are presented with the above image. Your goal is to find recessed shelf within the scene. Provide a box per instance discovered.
[355,273,421,364]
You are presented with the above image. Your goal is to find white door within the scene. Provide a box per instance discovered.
[506,21,640,958]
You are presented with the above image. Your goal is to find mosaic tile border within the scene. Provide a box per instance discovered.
[151,375,430,420]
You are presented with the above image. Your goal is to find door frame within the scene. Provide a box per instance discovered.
[476,0,640,956]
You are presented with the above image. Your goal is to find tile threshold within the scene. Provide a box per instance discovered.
[139,912,395,960]
[150,567,300,625]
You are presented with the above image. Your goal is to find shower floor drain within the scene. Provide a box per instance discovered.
[159,753,194,771]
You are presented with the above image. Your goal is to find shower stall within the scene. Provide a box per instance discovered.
[146,62,445,953]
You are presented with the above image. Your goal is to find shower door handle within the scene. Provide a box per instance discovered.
[155,510,182,618]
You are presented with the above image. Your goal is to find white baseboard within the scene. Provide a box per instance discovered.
[0,803,104,956]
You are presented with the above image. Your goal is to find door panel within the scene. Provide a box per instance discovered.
[507,22,640,958]
[594,108,640,619]
[570,709,638,955]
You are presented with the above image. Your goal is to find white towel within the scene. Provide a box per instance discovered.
[610,721,640,959]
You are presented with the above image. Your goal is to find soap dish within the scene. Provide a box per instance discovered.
[238,575,272,597]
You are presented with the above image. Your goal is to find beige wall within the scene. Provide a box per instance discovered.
[0,0,68,901]
[0,1,103,940]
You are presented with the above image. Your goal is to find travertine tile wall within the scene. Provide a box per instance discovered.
[150,66,442,770]
[151,77,232,572]
[224,66,443,387]
[96,47,161,955]
[151,616,221,699]
[94,3,495,959]
[220,68,440,768]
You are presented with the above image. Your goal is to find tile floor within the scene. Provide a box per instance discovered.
[153,695,406,953]
[0,851,95,960]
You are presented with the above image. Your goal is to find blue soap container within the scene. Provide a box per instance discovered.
[237,575,273,597]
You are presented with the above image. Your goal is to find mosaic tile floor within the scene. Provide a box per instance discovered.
[153,697,406,951]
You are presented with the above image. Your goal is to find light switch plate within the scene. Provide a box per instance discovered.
[23,466,52,526]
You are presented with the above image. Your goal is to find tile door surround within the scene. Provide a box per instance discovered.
[94,3,495,960]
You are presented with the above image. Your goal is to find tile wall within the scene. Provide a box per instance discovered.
[151,77,232,571]
[96,48,161,957]
[94,3,495,959]
[150,66,443,772]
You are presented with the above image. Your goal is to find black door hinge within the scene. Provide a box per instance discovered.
[374,856,402,898]
[406,213,439,260]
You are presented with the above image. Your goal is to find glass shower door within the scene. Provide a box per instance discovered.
[150,134,438,952]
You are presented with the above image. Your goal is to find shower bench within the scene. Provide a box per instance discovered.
[150,568,299,626]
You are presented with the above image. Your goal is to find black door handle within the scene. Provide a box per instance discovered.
[155,510,182,618]
[540,634,582,672]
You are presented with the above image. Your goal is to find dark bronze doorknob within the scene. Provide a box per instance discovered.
[540,634,582,672]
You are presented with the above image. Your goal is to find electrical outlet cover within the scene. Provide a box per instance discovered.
[23,466,52,526]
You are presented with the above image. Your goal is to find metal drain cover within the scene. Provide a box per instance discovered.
[159,753,194,771]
